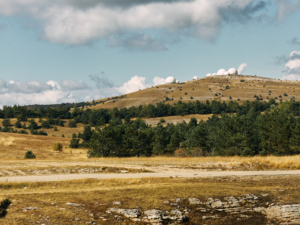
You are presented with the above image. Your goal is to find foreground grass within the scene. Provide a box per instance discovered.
[0,176,299,224]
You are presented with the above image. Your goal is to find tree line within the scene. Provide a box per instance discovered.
[68,99,300,157]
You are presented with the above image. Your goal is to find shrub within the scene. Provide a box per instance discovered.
[18,130,28,134]
[2,118,11,127]
[185,92,188,95]
[68,120,77,128]
[15,120,22,128]
[69,138,80,148]
[284,93,288,96]
[0,199,11,218]
[38,131,47,136]
[41,121,50,128]
[54,126,58,131]
[190,96,193,99]
[72,133,77,138]
[24,151,36,159]
[53,143,63,151]
[22,123,27,129]
[160,118,166,123]
[1,127,10,133]
[62,134,65,137]
[229,96,232,99]
[240,79,245,82]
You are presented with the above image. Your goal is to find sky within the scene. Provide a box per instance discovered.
[0,0,300,107]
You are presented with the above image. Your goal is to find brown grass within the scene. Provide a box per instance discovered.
[1,175,299,224]
[86,75,300,110]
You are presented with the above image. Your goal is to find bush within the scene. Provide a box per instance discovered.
[229,96,232,99]
[53,143,63,151]
[1,127,10,133]
[18,130,28,134]
[15,120,22,128]
[68,120,77,128]
[54,126,58,131]
[240,79,245,82]
[72,133,77,138]
[0,199,11,218]
[24,151,36,159]
[159,118,166,123]
[62,134,65,137]
[2,118,11,127]
[22,123,27,129]
[69,138,80,148]
[41,121,50,128]
[284,93,288,96]
[38,131,47,136]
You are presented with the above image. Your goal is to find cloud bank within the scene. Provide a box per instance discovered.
[0,0,295,50]
[0,75,165,107]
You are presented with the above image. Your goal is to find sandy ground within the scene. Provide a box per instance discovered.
[1,170,300,182]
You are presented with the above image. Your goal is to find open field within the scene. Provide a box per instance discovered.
[1,155,300,175]
[87,75,300,110]
[1,175,300,224]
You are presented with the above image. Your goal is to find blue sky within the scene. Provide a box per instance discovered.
[0,0,300,106]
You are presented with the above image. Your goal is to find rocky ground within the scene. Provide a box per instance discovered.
[4,194,300,224]
[0,166,148,176]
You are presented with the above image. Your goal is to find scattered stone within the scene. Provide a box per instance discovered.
[121,170,128,173]
[66,203,82,207]
[163,201,169,204]
[189,198,201,205]
[112,201,122,205]
[109,208,141,218]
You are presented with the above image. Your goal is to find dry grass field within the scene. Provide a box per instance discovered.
[86,75,300,110]
[1,175,299,224]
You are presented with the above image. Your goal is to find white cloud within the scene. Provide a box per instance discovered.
[153,76,166,85]
[281,50,300,80]
[0,0,276,47]
[238,63,248,75]
[0,75,166,106]
[115,75,150,94]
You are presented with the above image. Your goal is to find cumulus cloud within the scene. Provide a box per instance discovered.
[0,0,280,47]
[238,63,248,75]
[61,79,90,90]
[281,51,300,80]
[153,76,166,85]
[0,75,165,106]
[115,75,149,94]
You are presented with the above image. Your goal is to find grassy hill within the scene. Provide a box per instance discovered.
[87,75,299,110]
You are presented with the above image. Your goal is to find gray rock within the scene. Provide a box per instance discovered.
[170,209,186,221]
[189,198,201,205]
[144,209,165,221]
[109,208,141,218]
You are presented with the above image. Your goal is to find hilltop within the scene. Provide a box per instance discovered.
[87,75,300,110]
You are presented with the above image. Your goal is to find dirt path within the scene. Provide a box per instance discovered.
[1,170,300,182]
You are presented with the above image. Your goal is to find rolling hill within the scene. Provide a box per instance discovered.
[87,75,300,110]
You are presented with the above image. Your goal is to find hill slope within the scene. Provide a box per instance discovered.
[88,75,300,110]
